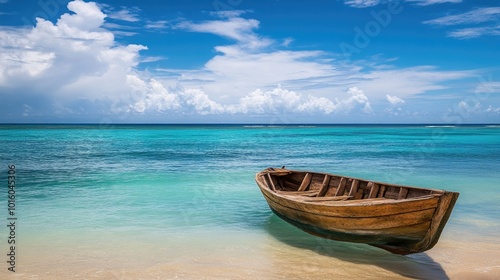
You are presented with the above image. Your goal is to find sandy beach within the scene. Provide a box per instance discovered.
[2,225,499,280]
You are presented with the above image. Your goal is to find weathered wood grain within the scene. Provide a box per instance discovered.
[297,173,312,191]
[255,167,459,255]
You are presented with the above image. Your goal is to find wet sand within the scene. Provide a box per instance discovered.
[2,229,499,280]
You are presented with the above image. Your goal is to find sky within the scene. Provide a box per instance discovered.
[0,0,499,124]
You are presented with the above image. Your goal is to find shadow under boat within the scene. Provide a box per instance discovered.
[264,214,450,280]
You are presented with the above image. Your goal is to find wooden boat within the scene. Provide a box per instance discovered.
[255,167,459,255]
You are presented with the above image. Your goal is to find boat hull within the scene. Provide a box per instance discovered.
[256,168,459,255]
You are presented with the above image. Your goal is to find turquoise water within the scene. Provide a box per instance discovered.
[1,124,499,278]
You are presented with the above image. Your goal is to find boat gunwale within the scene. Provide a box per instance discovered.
[255,171,454,208]
[257,169,450,196]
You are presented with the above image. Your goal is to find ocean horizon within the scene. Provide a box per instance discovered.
[1,124,499,279]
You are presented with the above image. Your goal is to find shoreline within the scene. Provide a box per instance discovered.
[2,231,499,279]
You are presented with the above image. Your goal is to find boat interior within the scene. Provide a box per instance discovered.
[263,168,440,202]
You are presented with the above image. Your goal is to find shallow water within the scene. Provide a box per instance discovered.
[1,124,499,279]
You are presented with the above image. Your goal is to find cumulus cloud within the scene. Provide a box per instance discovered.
[453,100,500,116]
[386,94,405,105]
[231,86,366,115]
[238,86,372,115]
[385,94,405,115]
[236,87,301,114]
[458,100,481,114]
[128,78,228,115]
[180,89,226,115]
[0,1,149,113]
[129,77,180,113]
[339,87,372,113]
[298,96,336,114]
[1,0,118,89]
[128,84,373,116]
[295,87,371,114]
[486,106,500,114]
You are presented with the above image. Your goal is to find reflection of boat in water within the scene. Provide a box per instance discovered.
[255,167,459,255]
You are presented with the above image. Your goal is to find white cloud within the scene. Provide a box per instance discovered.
[0,0,117,88]
[0,0,485,122]
[22,104,33,117]
[406,0,461,5]
[129,77,180,113]
[345,0,460,8]
[476,81,500,94]
[153,51,472,119]
[458,100,481,114]
[0,0,148,112]
[176,16,272,50]
[127,84,374,116]
[156,42,346,106]
[232,86,371,115]
[0,47,55,79]
[452,101,500,116]
[178,17,258,41]
[424,7,500,39]
[60,0,107,30]
[342,87,372,113]
[345,1,499,41]
[180,88,225,115]
[447,25,500,39]
[385,94,406,115]
[247,86,373,115]
[236,87,300,114]
[282,38,293,47]
[106,7,141,22]
[210,10,248,18]
[424,7,500,26]
[145,20,169,30]
[298,96,336,114]
[344,0,381,8]
[486,106,500,113]
[353,66,473,100]
[386,94,405,105]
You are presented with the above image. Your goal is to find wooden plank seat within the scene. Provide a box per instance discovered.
[299,196,353,202]
[297,173,312,191]
[277,190,319,197]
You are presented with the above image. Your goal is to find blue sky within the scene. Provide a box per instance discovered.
[0,0,499,123]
